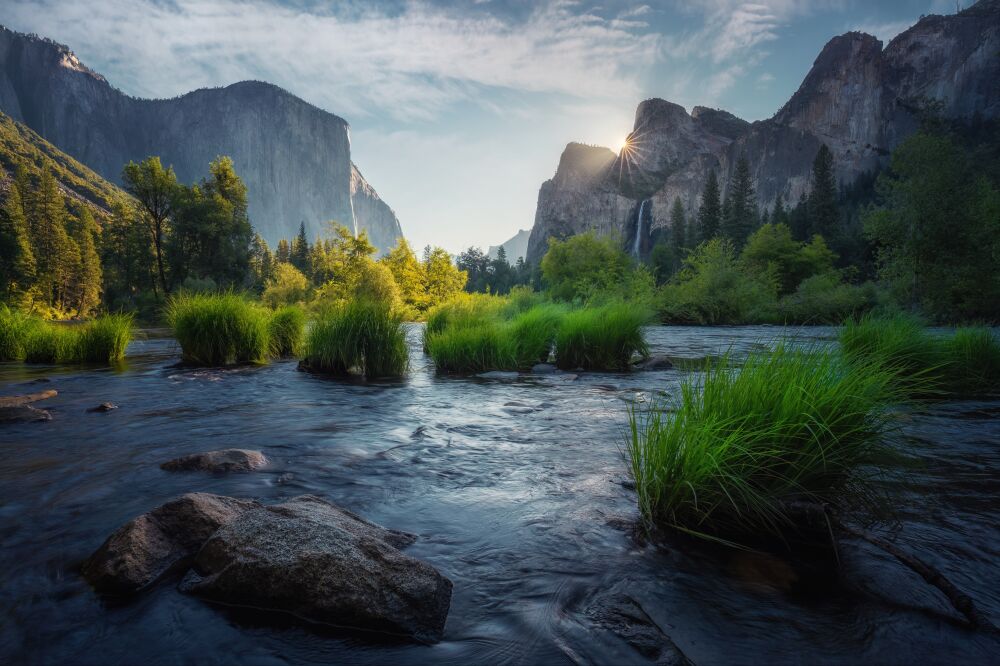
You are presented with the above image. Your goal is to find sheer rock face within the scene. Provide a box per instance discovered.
[526,1,1000,263]
[0,27,402,252]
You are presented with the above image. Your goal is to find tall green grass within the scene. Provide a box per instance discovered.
[268,306,306,357]
[840,314,1000,397]
[424,323,517,373]
[0,306,133,364]
[625,345,901,543]
[425,293,508,337]
[166,293,270,366]
[303,299,408,378]
[554,303,651,371]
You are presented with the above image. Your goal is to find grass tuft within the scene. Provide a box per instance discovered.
[1,306,133,364]
[303,299,408,378]
[554,303,651,371]
[0,305,43,361]
[166,292,270,366]
[268,306,306,357]
[625,344,901,543]
[77,313,134,363]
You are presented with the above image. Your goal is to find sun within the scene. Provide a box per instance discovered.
[614,136,631,153]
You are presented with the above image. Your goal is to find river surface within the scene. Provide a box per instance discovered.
[1,325,998,665]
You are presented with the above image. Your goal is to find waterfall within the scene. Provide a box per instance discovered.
[633,200,647,257]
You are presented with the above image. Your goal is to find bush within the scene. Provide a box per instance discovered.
[541,232,633,302]
[659,239,777,324]
[166,292,270,365]
[555,303,650,371]
[942,327,1000,396]
[268,306,305,357]
[778,273,878,324]
[625,344,901,543]
[303,299,407,378]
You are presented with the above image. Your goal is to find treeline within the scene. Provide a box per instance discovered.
[455,246,532,295]
[258,224,467,319]
[537,115,1000,324]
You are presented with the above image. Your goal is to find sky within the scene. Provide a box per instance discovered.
[0,0,963,253]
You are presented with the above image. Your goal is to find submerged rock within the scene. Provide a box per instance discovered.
[585,592,690,665]
[88,402,118,413]
[82,493,261,594]
[179,495,452,643]
[476,371,520,380]
[632,355,673,371]
[0,389,56,423]
[160,449,267,473]
[530,363,558,374]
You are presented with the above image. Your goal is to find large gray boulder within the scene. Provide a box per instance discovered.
[82,493,261,594]
[160,448,267,473]
[179,495,453,643]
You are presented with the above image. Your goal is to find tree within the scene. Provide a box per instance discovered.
[101,196,155,309]
[697,170,722,242]
[122,157,179,296]
[741,223,836,296]
[31,168,77,311]
[70,207,102,316]
[789,193,810,241]
[721,157,756,247]
[808,144,838,239]
[0,183,36,306]
[669,197,686,255]
[249,234,274,292]
[276,238,291,264]
[771,193,789,228]
[457,246,490,293]
[490,246,514,294]
[380,238,427,312]
[262,262,309,308]
[291,222,311,275]
[540,232,632,301]
[423,247,467,306]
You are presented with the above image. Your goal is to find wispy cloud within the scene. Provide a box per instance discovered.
[0,0,661,122]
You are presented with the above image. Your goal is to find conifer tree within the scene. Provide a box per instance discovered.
[771,193,789,228]
[0,183,36,305]
[290,222,310,275]
[669,197,687,251]
[276,238,291,264]
[71,208,102,316]
[32,169,76,310]
[721,157,756,247]
[808,144,838,239]
[697,170,722,242]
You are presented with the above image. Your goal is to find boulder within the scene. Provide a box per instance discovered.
[585,592,690,665]
[160,448,267,473]
[530,363,558,374]
[88,402,118,412]
[179,495,452,643]
[0,389,57,423]
[83,493,260,594]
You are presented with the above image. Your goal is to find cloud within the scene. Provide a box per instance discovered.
[0,0,662,122]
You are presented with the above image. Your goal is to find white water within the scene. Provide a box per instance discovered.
[633,200,647,257]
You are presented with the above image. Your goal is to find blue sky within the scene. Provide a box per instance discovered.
[1,0,960,252]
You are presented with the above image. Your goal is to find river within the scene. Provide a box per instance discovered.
[1,325,997,664]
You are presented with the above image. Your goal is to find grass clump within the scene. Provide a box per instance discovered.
[425,293,508,337]
[166,292,270,366]
[268,306,306,357]
[554,303,650,371]
[424,324,517,373]
[303,299,408,378]
[625,345,900,543]
[941,327,1000,396]
[1,306,133,364]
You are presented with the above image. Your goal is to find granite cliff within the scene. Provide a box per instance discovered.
[0,26,403,251]
[526,0,1000,263]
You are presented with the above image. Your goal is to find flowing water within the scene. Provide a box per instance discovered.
[1,325,998,665]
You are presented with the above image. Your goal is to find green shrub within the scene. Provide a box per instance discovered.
[303,299,408,378]
[778,274,878,324]
[625,345,901,543]
[166,292,270,365]
[555,303,650,371]
[77,314,134,363]
[268,306,305,357]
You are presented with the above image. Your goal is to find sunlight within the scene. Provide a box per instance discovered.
[614,135,631,153]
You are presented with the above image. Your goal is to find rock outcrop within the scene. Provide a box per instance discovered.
[526,1,1000,263]
[82,493,261,594]
[0,27,403,252]
[0,389,57,423]
[179,495,452,643]
[160,449,268,473]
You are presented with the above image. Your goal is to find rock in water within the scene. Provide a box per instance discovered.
[179,495,453,643]
[87,402,118,412]
[83,493,261,594]
[0,389,57,423]
[632,355,673,371]
[160,449,268,473]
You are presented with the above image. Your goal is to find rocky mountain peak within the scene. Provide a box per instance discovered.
[691,106,750,141]
[552,142,616,189]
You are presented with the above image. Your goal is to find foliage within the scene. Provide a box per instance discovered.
[424,323,518,373]
[740,223,835,295]
[166,292,271,365]
[0,305,132,364]
[554,302,651,371]
[720,156,757,247]
[267,305,305,357]
[262,262,309,308]
[696,170,721,242]
[303,299,408,378]
[541,232,634,302]
[659,239,777,324]
[76,313,134,363]
[625,344,901,543]
[777,273,879,324]
[0,304,43,360]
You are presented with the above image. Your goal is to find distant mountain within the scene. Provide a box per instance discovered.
[526,0,1000,263]
[0,26,403,252]
[487,229,530,262]
[0,110,124,220]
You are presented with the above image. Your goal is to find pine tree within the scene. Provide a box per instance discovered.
[71,207,102,316]
[276,238,291,264]
[808,144,838,239]
[669,197,687,250]
[790,193,810,241]
[290,222,310,275]
[0,183,37,306]
[32,169,76,310]
[721,157,756,247]
[771,193,789,228]
[697,170,722,242]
